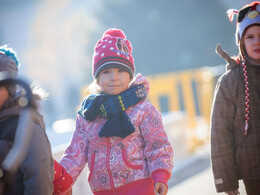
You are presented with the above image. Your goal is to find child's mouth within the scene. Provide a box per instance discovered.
[254,49,260,53]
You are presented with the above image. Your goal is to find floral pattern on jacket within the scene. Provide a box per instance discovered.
[60,73,174,192]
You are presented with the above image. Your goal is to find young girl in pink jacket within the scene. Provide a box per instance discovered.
[53,28,174,195]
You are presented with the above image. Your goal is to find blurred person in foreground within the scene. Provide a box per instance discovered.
[210,2,260,195]
[0,45,54,194]
[53,28,174,195]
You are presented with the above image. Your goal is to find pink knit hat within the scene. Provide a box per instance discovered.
[92,28,135,78]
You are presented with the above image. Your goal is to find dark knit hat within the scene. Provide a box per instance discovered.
[92,28,135,78]
[0,45,20,96]
[227,1,260,44]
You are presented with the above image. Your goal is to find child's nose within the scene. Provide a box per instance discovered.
[255,36,260,44]
[111,71,119,80]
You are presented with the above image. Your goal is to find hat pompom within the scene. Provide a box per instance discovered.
[102,28,126,39]
[0,45,20,67]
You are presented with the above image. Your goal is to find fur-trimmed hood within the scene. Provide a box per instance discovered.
[0,84,48,130]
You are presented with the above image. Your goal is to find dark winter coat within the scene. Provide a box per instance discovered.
[0,93,54,195]
[210,45,260,192]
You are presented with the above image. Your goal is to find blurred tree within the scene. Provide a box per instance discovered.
[93,0,237,75]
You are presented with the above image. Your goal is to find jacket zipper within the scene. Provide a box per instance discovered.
[106,138,116,194]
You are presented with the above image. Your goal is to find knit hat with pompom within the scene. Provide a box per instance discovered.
[92,28,135,78]
[227,1,260,44]
[0,45,19,77]
[0,45,20,96]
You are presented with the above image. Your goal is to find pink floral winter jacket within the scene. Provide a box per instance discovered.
[60,74,174,194]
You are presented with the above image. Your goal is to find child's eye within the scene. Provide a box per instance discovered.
[101,70,109,74]
[245,35,254,39]
[118,69,126,72]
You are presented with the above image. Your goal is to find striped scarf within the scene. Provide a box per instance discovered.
[78,84,147,138]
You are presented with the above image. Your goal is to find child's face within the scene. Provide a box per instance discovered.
[0,86,9,110]
[97,68,131,95]
[244,25,260,63]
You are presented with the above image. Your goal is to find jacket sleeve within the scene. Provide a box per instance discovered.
[59,114,89,183]
[21,123,54,195]
[139,103,174,186]
[210,75,239,192]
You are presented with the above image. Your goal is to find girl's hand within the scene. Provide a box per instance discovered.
[154,182,168,195]
[225,189,240,195]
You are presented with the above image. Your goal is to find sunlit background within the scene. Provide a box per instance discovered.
[0,0,248,125]
[0,0,254,194]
